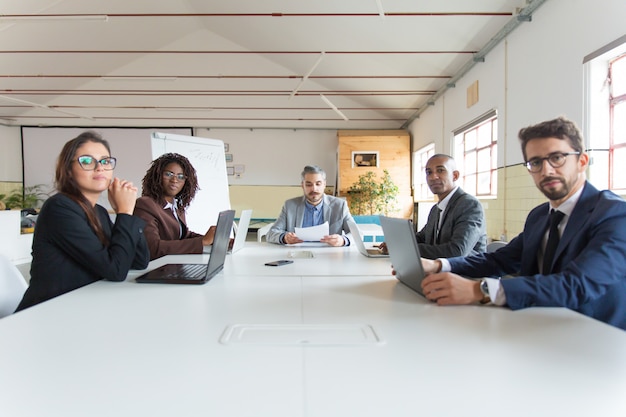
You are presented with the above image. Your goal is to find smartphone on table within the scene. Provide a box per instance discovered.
[264,260,294,267]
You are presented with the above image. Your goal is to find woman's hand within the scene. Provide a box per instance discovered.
[108,178,138,215]
[202,226,217,246]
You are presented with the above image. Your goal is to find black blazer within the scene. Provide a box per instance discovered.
[15,193,149,311]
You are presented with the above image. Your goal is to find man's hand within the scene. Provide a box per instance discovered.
[391,257,440,277]
[421,273,483,305]
[320,234,345,247]
[283,232,303,245]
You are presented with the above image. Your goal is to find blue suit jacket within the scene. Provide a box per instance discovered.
[449,182,626,330]
[266,194,354,244]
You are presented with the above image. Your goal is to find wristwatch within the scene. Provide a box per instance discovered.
[479,279,490,304]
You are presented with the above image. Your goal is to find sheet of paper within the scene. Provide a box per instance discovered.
[295,221,329,241]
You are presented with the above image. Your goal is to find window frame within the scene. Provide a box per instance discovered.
[453,110,498,198]
[412,143,435,201]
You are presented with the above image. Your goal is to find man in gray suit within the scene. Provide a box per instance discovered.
[267,165,354,246]
[381,154,486,258]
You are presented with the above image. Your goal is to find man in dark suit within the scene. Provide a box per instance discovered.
[420,117,626,330]
[266,165,354,246]
[416,154,486,258]
[381,154,486,258]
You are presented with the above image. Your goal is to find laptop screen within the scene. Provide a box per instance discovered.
[205,210,236,277]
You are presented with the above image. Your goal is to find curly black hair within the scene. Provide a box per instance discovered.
[141,153,199,209]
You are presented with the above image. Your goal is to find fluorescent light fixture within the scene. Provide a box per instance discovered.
[375,0,386,20]
[290,51,326,99]
[0,14,109,22]
[0,95,95,121]
[320,94,349,121]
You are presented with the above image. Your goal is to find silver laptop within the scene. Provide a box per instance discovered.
[379,216,426,297]
[347,220,388,258]
[136,210,235,285]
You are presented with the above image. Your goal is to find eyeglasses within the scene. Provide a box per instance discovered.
[525,152,580,173]
[76,155,116,171]
[163,171,186,181]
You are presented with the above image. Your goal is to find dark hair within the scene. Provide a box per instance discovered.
[56,130,111,244]
[141,153,199,208]
[518,117,584,160]
[301,165,326,181]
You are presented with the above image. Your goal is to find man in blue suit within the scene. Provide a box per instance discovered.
[419,117,626,330]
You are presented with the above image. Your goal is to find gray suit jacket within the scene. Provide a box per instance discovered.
[267,194,354,244]
[416,188,486,259]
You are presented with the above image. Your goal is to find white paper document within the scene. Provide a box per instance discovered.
[295,221,329,241]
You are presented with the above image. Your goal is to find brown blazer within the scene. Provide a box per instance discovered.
[134,196,204,260]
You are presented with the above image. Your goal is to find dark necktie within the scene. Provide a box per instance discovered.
[542,209,565,274]
[432,207,442,244]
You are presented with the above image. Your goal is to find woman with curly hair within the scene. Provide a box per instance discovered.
[134,153,217,260]
[16,131,149,311]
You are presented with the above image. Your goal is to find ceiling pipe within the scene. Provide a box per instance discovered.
[401,0,549,129]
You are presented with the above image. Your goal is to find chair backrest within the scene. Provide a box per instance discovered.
[486,241,507,253]
[257,222,274,242]
[0,254,28,318]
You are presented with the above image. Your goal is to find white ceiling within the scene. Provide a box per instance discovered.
[0,0,537,130]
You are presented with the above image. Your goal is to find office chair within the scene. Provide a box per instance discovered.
[486,241,507,253]
[0,254,28,318]
[257,222,274,242]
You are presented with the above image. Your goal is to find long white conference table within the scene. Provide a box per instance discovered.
[1,242,626,417]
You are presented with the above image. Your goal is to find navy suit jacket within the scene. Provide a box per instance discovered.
[266,194,353,244]
[416,187,486,259]
[449,182,626,330]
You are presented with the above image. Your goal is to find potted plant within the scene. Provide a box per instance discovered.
[2,185,48,211]
[348,170,399,216]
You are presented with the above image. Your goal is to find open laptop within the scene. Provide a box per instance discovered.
[347,219,388,258]
[136,210,235,285]
[379,216,426,297]
[230,209,252,253]
[203,209,252,254]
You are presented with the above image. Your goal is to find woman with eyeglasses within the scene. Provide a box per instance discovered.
[15,131,150,312]
[133,153,218,260]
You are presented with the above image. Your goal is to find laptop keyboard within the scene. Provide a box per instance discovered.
[165,264,207,280]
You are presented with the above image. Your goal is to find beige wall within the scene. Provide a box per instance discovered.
[229,185,303,220]
[481,164,544,243]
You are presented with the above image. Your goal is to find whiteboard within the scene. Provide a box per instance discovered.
[151,132,230,233]
[22,127,192,210]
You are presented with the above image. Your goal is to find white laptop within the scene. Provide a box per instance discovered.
[230,209,252,253]
[379,216,426,297]
[347,219,388,258]
[204,209,252,254]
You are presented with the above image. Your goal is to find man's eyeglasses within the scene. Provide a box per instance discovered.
[76,155,116,171]
[163,171,186,181]
[525,152,580,173]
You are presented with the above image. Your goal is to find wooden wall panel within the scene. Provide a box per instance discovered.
[337,130,412,218]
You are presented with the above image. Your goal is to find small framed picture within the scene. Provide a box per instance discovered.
[224,143,230,152]
[225,153,233,162]
[352,151,379,168]
[227,166,235,176]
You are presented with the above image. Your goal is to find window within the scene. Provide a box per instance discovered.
[412,143,435,200]
[453,111,498,197]
[584,35,626,193]
[609,55,626,191]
